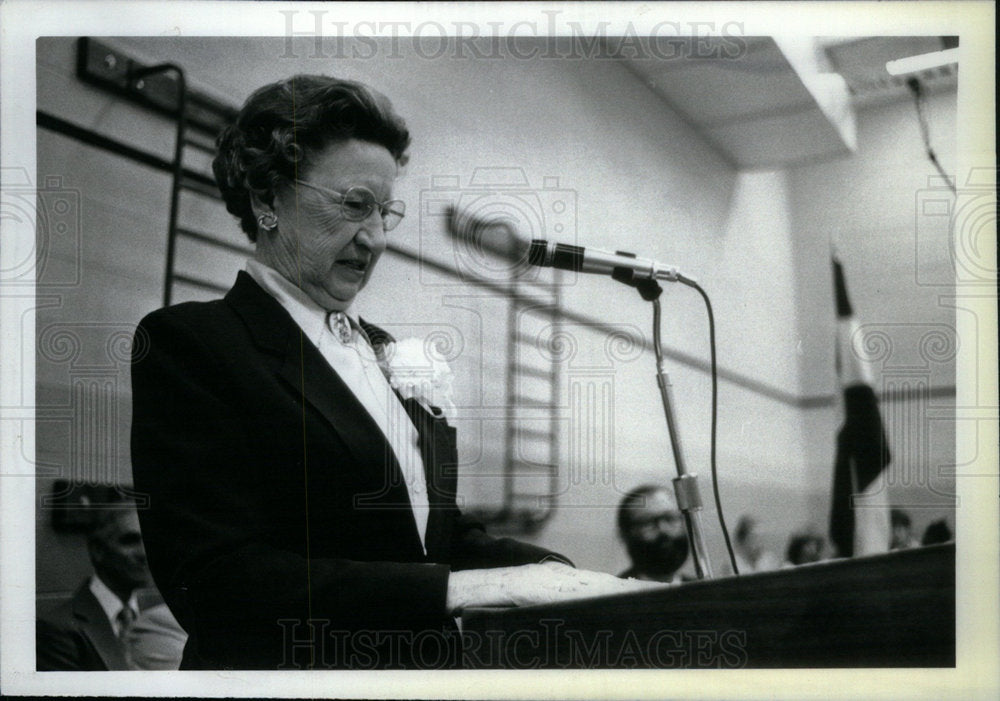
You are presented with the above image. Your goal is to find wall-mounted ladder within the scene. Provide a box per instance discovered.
[76,37,242,306]
[496,281,564,533]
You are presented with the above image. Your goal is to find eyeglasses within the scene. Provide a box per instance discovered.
[629,513,684,537]
[294,180,406,232]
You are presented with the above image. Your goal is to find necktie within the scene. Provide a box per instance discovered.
[328,311,353,344]
[116,605,136,639]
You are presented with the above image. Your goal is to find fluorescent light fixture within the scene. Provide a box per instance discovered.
[885,47,959,76]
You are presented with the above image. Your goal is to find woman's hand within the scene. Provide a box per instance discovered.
[446,561,662,615]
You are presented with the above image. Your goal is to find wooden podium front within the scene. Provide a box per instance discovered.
[461,543,954,668]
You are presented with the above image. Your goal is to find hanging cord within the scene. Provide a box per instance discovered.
[907,77,957,195]
[673,278,739,575]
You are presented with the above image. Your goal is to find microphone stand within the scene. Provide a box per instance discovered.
[613,269,714,580]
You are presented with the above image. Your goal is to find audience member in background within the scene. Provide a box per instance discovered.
[728,515,780,574]
[37,508,150,670]
[784,529,827,567]
[890,508,919,550]
[617,485,691,584]
[921,519,953,546]
[36,506,187,671]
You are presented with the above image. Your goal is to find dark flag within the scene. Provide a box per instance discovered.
[829,257,892,557]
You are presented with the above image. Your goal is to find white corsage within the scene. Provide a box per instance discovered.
[383,337,457,422]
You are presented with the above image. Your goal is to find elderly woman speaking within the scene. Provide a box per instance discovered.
[130,75,649,670]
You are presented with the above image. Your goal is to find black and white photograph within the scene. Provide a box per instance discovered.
[1,1,996,699]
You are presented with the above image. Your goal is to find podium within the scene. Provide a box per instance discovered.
[461,543,954,668]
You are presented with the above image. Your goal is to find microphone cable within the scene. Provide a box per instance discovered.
[676,278,739,575]
[619,267,739,576]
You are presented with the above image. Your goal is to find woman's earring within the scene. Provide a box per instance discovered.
[257,211,278,231]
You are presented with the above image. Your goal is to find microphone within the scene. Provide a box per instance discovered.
[527,239,691,283]
[442,206,693,284]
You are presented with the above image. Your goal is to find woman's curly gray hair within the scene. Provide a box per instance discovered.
[212,74,411,242]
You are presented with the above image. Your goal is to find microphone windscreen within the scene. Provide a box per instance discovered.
[444,205,531,262]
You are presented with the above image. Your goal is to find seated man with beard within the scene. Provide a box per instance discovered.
[616,485,692,584]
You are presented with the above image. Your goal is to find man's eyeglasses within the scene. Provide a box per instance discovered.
[294,180,406,232]
[629,513,684,537]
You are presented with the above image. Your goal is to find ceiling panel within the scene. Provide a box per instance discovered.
[708,108,850,170]
[619,37,855,168]
[617,35,957,168]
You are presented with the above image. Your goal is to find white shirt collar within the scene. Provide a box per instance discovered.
[89,574,138,628]
[244,259,360,346]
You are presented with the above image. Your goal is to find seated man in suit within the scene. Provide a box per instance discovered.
[37,508,150,670]
[617,485,692,584]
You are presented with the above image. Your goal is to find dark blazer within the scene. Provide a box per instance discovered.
[130,271,565,670]
[36,581,127,671]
